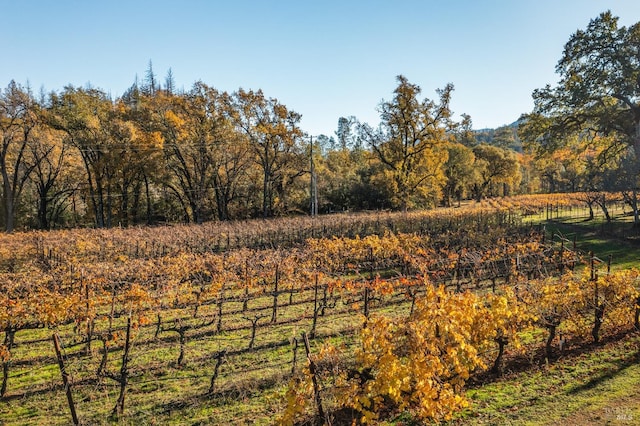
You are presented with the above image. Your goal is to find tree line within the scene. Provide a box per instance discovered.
[0,73,523,232]
[1,10,638,232]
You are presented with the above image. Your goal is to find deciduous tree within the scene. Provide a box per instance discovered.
[523,11,640,222]
[360,76,453,210]
[0,81,39,232]
[471,144,521,201]
[229,89,304,217]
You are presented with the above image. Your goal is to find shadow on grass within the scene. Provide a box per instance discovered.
[566,348,640,396]
[154,369,290,417]
[467,328,639,389]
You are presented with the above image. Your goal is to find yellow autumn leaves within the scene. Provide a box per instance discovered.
[281,269,639,424]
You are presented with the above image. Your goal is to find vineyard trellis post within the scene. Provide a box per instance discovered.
[302,331,329,425]
[590,252,606,344]
[290,337,299,376]
[559,237,565,274]
[271,263,279,323]
[243,259,250,312]
[364,246,374,320]
[83,270,94,356]
[52,333,80,426]
[217,283,225,333]
[310,272,320,339]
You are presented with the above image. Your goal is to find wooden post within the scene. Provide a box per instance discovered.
[590,252,603,344]
[84,271,93,356]
[217,284,225,333]
[290,337,299,377]
[243,259,250,312]
[302,332,329,425]
[559,239,565,274]
[53,333,80,426]
[271,264,279,323]
[310,272,319,339]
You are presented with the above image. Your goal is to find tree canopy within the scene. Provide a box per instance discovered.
[360,76,455,210]
[520,10,640,223]
[522,11,640,162]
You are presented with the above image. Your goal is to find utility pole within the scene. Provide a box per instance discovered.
[310,136,318,217]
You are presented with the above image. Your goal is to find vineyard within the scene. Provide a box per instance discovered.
[1,193,639,425]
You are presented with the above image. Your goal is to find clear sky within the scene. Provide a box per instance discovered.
[2,1,639,135]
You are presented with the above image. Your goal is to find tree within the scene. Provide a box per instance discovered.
[335,116,358,150]
[492,125,521,151]
[229,89,304,218]
[452,113,476,147]
[360,75,453,210]
[48,86,115,228]
[120,81,165,225]
[145,83,254,223]
[527,12,640,159]
[523,11,640,222]
[442,142,475,207]
[164,68,175,95]
[151,84,219,224]
[211,93,252,221]
[0,81,39,232]
[143,60,158,96]
[25,121,74,229]
[106,101,164,226]
[471,144,521,201]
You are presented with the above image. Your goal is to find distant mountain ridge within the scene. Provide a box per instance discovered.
[473,119,522,152]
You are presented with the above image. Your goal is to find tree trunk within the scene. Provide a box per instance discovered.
[93,178,105,228]
[3,194,14,233]
[597,194,611,222]
[262,171,269,218]
[106,181,113,228]
[633,189,639,226]
[1,165,15,232]
[120,182,129,227]
[492,336,507,376]
[634,119,640,165]
[144,174,152,225]
[632,119,640,226]
[37,191,49,230]
[587,202,594,220]
[545,323,556,360]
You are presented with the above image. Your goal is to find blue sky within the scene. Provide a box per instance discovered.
[2,1,639,135]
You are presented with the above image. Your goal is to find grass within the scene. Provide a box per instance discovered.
[436,209,640,426]
[0,279,373,425]
[542,217,640,271]
[2,205,639,425]
[452,331,640,425]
